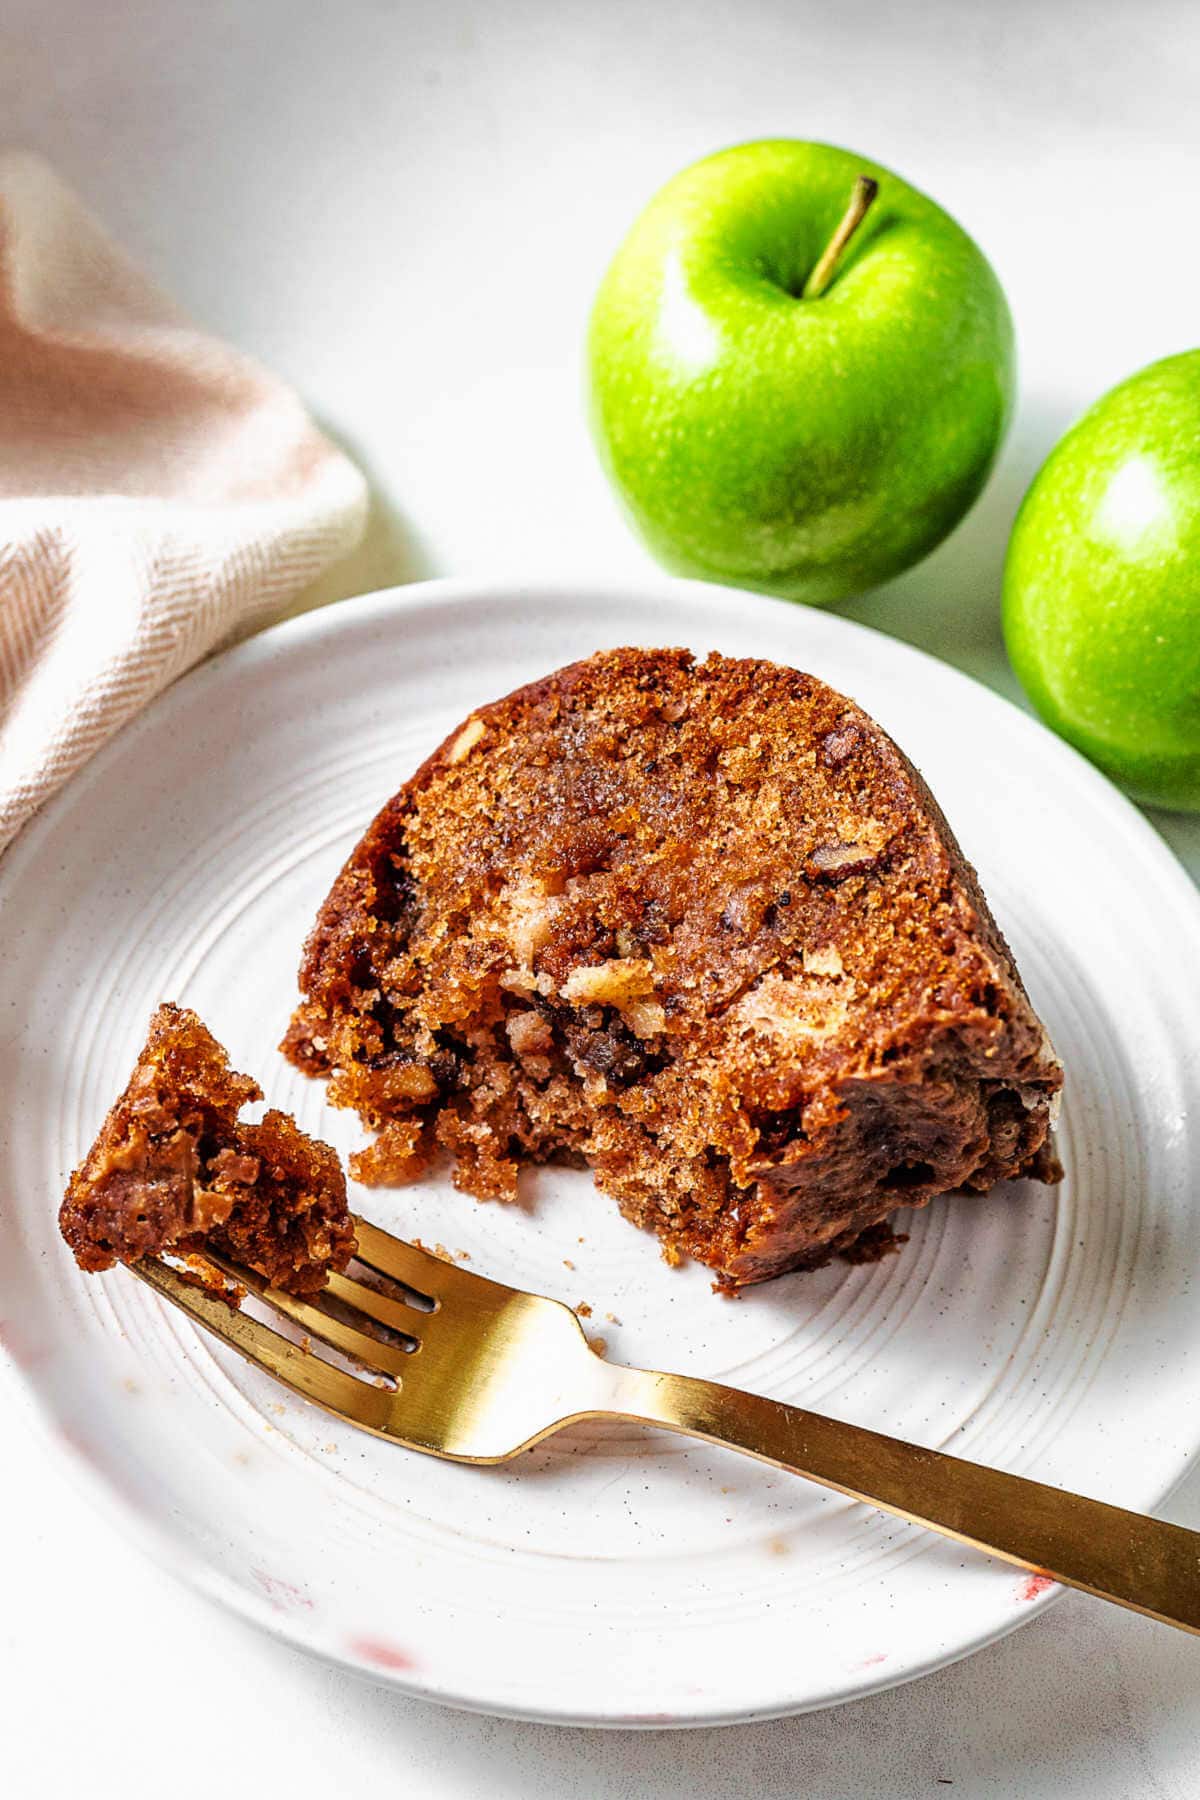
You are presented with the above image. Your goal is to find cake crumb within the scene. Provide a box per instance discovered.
[588,1335,608,1357]
[604,1311,620,1325]
[563,1257,575,1270]
[575,1301,593,1318]
[59,1003,354,1299]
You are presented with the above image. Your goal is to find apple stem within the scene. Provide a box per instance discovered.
[801,175,879,300]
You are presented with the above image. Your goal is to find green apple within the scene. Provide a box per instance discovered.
[587,139,1014,606]
[1004,351,1200,811]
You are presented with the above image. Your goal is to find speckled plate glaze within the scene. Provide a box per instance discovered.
[3,577,1200,1727]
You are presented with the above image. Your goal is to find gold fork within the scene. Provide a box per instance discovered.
[135,1215,1200,1634]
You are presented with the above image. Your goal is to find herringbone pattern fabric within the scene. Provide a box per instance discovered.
[0,155,368,851]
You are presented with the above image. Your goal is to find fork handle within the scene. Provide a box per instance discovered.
[604,1365,1200,1632]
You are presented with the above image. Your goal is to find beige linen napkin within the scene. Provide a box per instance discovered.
[0,153,368,851]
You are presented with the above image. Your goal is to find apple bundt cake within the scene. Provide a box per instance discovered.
[284,648,1061,1289]
[61,1003,355,1296]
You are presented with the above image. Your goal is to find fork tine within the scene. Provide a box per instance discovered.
[253,1288,413,1382]
[260,1289,413,1379]
[325,1267,428,1337]
[200,1251,416,1378]
[350,1215,453,1298]
[132,1259,395,1431]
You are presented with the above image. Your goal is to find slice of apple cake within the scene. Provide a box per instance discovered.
[284,648,1061,1290]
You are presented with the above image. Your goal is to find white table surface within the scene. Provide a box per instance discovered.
[4,2,1200,1793]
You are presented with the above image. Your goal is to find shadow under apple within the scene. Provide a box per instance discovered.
[839,400,1079,704]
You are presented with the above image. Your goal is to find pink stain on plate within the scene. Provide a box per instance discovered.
[859,1652,889,1668]
[1019,1572,1056,1602]
[350,1636,419,1673]
[251,1568,314,1613]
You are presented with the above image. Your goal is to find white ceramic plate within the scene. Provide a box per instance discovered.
[3,577,1200,1727]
